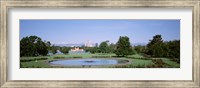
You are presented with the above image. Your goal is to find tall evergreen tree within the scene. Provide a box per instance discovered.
[165,40,180,63]
[146,35,164,57]
[115,36,133,56]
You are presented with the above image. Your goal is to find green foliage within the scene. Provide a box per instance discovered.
[91,56,112,58]
[20,58,48,62]
[146,35,180,63]
[146,35,164,57]
[161,58,180,68]
[108,43,116,53]
[126,54,150,60]
[37,41,49,56]
[134,45,146,54]
[163,40,180,63]
[53,56,82,59]
[51,45,57,54]
[131,48,137,55]
[20,36,49,57]
[45,41,51,51]
[115,59,154,68]
[91,53,115,58]
[20,60,51,68]
[20,54,179,68]
[127,54,145,58]
[60,47,71,54]
[151,59,166,68]
[85,47,99,54]
[115,36,133,56]
[99,41,109,53]
[53,56,65,59]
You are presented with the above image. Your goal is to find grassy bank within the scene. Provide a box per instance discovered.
[20,53,180,68]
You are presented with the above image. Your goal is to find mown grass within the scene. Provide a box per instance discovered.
[21,60,51,68]
[161,58,180,68]
[20,53,180,68]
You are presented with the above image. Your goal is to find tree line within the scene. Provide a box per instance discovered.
[20,35,180,63]
[134,35,180,63]
[20,36,51,56]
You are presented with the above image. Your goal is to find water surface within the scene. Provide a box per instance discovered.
[49,58,128,66]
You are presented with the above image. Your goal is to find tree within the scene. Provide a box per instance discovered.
[99,41,109,53]
[164,40,180,63]
[36,40,48,56]
[108,43,115,53]
[145,35,180,63]
[60,47,71,54]
[45,41,51,50]
[51,45,57,54]
[134,45,146,54]
[85,47,99,54]
[115,36,133,56]
[146,35,164,57]
[20,36,49,57]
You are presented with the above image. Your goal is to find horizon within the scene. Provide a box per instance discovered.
[20,20,180,45]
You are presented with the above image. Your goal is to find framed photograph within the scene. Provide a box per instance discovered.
[1,0,199,87]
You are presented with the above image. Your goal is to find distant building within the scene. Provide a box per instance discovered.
[68,47,89,54]
[53,44,84,47]
[70,47,84,51]
[95,43,98,47]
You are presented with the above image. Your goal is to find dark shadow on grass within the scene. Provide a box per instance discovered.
[112,56,125,58]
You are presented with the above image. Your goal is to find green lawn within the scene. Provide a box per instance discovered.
[20,53,180,68]
[160,58,180,68]
[131,59,154,67]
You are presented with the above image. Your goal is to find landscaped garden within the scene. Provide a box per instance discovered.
[20,34,180,68]
[20,53,180,68]
[20,20,180,68]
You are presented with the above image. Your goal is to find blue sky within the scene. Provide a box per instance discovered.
[20,20,180,44]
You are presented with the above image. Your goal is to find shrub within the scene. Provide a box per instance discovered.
[72,56,82,58]
[171,58,180,64]
[20,58,48,62]
[92,56,111,58]
[126,56,150,60]
[53,56,82,59]
[147,59,166,68]
[118,60,129,63]
[53,57,65,59]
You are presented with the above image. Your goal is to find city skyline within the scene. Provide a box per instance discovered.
[20,20,180,45]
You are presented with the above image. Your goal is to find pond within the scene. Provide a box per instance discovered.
[49,58,130,67]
